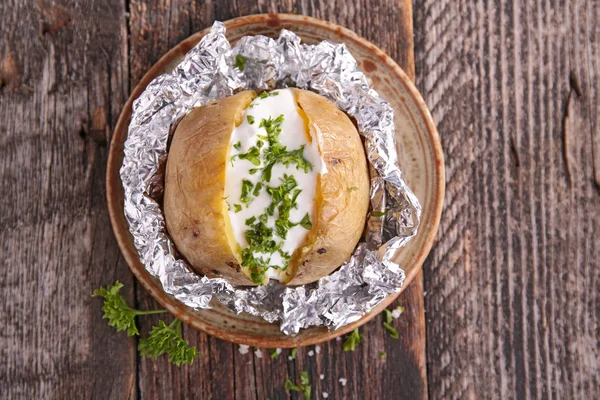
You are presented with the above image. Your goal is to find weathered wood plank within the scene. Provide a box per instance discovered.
[128,1,427,399]
[0,0,134,399]
[414,0,600,398]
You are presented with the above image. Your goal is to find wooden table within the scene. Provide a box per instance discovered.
[1,1,598,399]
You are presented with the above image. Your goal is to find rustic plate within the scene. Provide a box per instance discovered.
[106,13,444,348]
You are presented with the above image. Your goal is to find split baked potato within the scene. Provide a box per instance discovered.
[164,88,369,285]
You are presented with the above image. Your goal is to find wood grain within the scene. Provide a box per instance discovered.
[128,1,427,400]
[0,0,135,399]
[413,0,600,398]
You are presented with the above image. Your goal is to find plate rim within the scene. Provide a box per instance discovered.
[106,13,445,347]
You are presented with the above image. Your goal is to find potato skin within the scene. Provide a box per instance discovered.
[287,89,370,285]
[164,89,369,286]
[164,91,256,285]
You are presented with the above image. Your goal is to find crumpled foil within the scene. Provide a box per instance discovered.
[121,21,422,335]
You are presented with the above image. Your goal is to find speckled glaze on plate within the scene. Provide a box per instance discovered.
[106,13,444,348]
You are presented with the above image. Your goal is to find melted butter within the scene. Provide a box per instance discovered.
[224,89,324,282]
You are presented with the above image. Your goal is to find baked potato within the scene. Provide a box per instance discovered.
[164,88,369,285]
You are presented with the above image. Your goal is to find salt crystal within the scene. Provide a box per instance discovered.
[339,378,347,386]
[392,307,404,319]
[315,345,321,354]
[276,348,282,355]
[323,393,329,398]
[308,350,315,357]
[320,374,325,380]
[238,345,250,355]
[336,337,342,342]
[254,348,263,358]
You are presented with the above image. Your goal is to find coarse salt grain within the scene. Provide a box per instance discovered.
[323,393,329,398]
[336,337,342,342]
[254,348,263,358]
[392,307,404,319]
[315,345,321,354]
[320,374,325,380]
[308,350,315,357]
[239,345,250,355]
[339,378,347,386]
[276,348,282,355]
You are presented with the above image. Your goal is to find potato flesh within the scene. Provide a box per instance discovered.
[164,89,370,286]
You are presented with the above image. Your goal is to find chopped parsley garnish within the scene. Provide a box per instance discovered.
[348,186,359,192]
[383,309,399,338]
[285,371,311,399]
[241,180,256,205]
[383,322,399,339]
[258,91,279,99]
[252,182,263,197]
[270,349,280,360]
[299,213,312,230]
[235,146,261,166]
[290,348,298,359]
[384,309,393,324]
[343,328,363,352]
[379,352,387,358]
[233,141,241,150]
[229,106,315,283]
[234,54,246,71]
[371,210,387,217]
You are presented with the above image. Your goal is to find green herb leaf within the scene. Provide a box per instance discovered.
[247,115,255,125]
[284,372,311,399]
[343,328,363,352]
[379,352,387,358]
[233,141,241,150]
[300,371,309,385]
[234,54,246,71]
[253,182,263,197]
[348,186,359,192]
[284,379,302,392]
[138,319,198,366]
[258,91,269,99]
[384,309,393,324]
[237,146,261,166]
[300,371,311,399]
[234,204,242,213]
[290,348,298,359]
[93,281,166,336]
[371,211,387,217]
[270,349,280,360]
[299,213,312,230]
[383,322,399,339]
[241,180,255,205]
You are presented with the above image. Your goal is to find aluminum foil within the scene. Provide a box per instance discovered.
[121,21,421,335]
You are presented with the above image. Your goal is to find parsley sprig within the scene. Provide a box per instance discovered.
[93,281,198,366]
[138,320,198,366]
[285,371,311,399]
[92,281,166,336]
